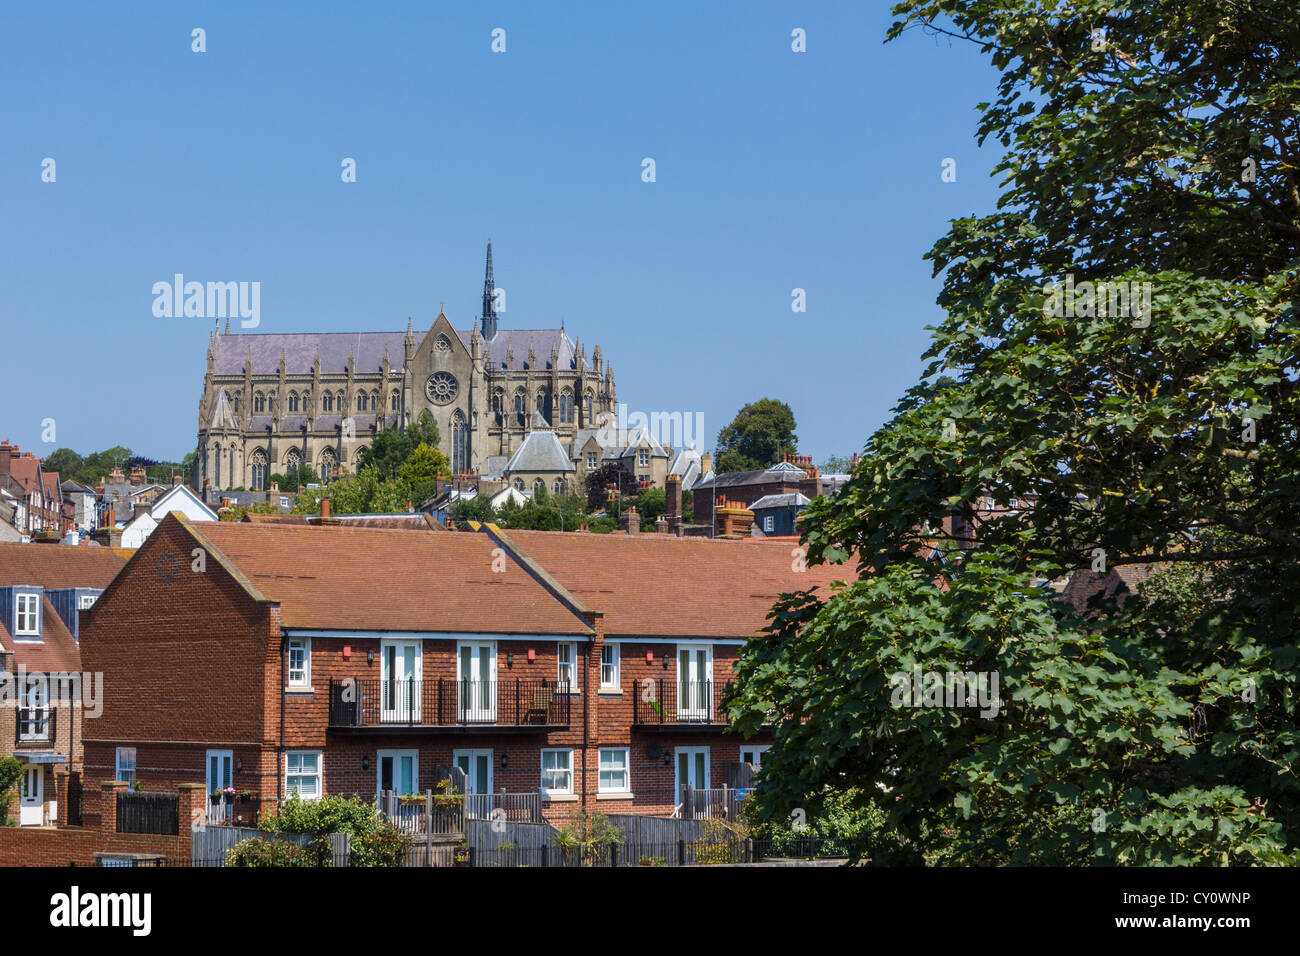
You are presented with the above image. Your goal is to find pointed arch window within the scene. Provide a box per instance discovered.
[584,391,594,423]
[451,410,469,476]
[250,450,268,491]
[390,390,399,412]
[533,478,546,496]
[357,392,368,412]
[323,392,334,412]
[559,389,574,424]
[254,392,266,413]
[288,392,299,412]
[315,447,335,481]
[514,391,527,427]
[536,390,552,425]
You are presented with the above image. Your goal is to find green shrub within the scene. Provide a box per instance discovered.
[257,794,411,866]
[225,838,319,867]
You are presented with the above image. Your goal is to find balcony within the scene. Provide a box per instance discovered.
[632,680,734,730]
[328,678,571,732]
[16,707,55,747]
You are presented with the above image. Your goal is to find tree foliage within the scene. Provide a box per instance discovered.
[728,0,1300,865]
[715,399,798,473]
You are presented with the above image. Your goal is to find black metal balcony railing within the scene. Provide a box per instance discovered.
[632,680,733,726]
[328,678,571,729]
[16,707,54,744]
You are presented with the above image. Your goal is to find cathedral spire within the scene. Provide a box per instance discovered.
[480,240,498,341]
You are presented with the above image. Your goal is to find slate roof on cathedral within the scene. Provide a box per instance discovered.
[214,328,581,375]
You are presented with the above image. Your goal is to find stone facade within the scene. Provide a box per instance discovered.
[194,244,618,492]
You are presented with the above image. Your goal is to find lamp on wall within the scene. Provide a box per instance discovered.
[361,756,370,771]
[366,649,375,665]
[235,758,243,772]
[506,651,514,668]
[501,754,509,769]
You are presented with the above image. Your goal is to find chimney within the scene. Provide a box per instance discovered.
[319,497,331,520]
[654,515,668,534]
[700,452,713,476]
[665,473,682,533]
[172,473,182,486]
[0,442,12,474]
[620,506,639,536]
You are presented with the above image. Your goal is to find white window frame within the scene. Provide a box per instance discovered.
[739,744,771,770]
[764,515,774,533]
[206,749,233,795]
[116,747,137,785]
[598,747,630,794]
[599,644,620,692]
[557,642,577,691]
[285,750,322,800]
[586,452,597,469]
[287,637,311,688]
[14,592,39,637]
[541,748,574,796]
[78,594,97,610]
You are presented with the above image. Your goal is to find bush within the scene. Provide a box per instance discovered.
[225,838,320,867]
[0,756,21,824]
[257,794,411,867]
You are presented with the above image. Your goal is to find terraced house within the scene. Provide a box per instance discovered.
[78,513,845,822]
[0,543,128,825]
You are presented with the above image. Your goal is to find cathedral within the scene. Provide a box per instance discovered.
[195,244,618,492]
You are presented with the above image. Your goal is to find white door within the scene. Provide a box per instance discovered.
[739,745,770,771]
[457,642,497,722]
[381,641,422,722]
[676,645,713,720]
[19,766,42,826]
[377,750,419,797]
[675,746,710,798]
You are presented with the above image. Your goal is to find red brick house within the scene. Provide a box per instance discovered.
[0,542,127,825]
[78,512,845,823]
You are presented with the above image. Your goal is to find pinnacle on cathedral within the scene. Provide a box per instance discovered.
[480,240,498,341]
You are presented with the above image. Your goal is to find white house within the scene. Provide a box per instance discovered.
[120,483,218,548]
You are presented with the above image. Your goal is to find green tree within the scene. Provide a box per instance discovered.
[729,0,1300,865]
[398,442,450,485]
[44,448,84,479]
[293,466,407,515]
[0,756,21,824]
[715,399,797,473]
[360,410,443,480]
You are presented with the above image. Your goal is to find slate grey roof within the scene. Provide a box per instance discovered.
[667,449,703,491]
[216,327,581,376]
[464,329,578,371]
[59,479,95,495]
[694,461,807,490]
[215,332,408,375]
[504,430,576,474]
[571,427,667,463]
[481,455,508,479]
[749,493,811,510]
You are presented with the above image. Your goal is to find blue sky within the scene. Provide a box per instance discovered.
[0,1,1001,467]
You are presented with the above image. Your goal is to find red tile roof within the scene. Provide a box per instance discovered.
[0,542,127,588]
[492,529,851,639]
[189,520,593,635]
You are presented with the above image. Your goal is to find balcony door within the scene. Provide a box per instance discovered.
[206,749,233,794]
[457,641,497,723]
[454,749,493,818]
[377,750,419,798]
[676,645,713,720]
[675,746,710,800]
[381,640,422,723]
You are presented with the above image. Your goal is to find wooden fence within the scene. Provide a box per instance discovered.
[116,792,179,835]
[191,826,349,866]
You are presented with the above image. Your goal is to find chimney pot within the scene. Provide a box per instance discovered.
[320,497,331,520]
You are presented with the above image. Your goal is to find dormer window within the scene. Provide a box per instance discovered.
[15,593,40,637]
[638,449,650,468]
[78,594,97,610]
